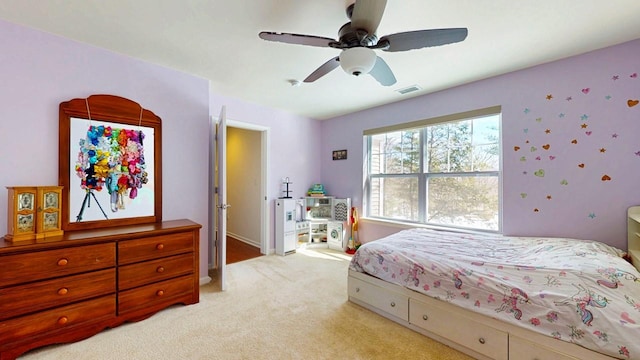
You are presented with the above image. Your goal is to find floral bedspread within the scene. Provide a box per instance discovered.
[349,228,640,359]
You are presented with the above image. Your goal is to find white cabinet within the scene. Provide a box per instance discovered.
[275,199,297,255]
[628,206,640,268]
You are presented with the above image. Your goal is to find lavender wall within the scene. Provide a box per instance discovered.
[2,16,637,272]
[0,19,323,280]
[209,94,322,252]
[210,94,322,201]
[321,39,640,250]
[0,19,211,275]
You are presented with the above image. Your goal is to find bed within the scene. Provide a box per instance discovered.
[347,228,640,360]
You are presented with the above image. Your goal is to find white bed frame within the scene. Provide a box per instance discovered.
[348,269,616,360]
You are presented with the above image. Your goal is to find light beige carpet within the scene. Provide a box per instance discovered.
[20,248,472,360]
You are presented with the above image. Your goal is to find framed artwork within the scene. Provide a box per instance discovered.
[332,149,347,160]
[59,94,162,231]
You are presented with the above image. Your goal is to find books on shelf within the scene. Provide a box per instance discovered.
[307,183,326,197]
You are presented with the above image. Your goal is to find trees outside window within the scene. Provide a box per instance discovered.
[366,111,500,231]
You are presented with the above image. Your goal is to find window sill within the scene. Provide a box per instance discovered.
[359,217,500,236]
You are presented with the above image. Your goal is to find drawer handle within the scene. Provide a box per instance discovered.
[156,266,165,273]
[422,314,429,321]
[355,287,360,293]
[390,301,396,307]
[57,316,69,325]
[478,337,486,345]
[156,290,165,296]
[57,258,68,266]
[57,287,69,295]
[156,243,165,250]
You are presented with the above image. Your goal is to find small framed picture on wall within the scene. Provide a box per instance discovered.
[332,149,347,160]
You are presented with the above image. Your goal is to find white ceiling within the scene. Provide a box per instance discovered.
[1,1,639,120]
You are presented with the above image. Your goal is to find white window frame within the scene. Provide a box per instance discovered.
[363,106,502,232]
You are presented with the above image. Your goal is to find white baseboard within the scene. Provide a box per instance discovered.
[205,232,263,274]
[199,276,212,286]
[227,231,260,248]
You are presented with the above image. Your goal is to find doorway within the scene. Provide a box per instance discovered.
[225,120,269,255]
[209,117,269,281]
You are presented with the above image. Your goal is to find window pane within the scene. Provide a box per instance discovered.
[472,115,500,145]
[471,115,500,171]
[370,177,419,221]
[427,176,499,230]
[371,130,419,174]
[472,144,499,171]
[426,116,500,173]
[426,122,472,172]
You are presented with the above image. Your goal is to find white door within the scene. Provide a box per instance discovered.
[215,106,228,290]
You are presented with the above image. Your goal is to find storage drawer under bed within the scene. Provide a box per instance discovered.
[348,275,409,321]
[409,298,508,360]
[509,335,579,360]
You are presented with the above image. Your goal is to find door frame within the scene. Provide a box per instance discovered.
[226,119,270,255]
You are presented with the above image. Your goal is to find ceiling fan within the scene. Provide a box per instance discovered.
[258,0,468,86]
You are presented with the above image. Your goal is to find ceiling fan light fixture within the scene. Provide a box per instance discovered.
[339,47,376,76]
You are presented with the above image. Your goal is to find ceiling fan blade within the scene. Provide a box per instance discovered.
[369,56,396,86]
[351,0,387,34]
[380,28,468,52]
[304,56,340,83]
[259,31,335,48]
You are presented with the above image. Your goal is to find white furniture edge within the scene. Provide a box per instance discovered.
[628,206,640,267]
[348,269,615,360]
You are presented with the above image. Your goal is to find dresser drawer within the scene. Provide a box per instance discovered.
[118,232,194,265]
[0,295,115,344]
[118,275,194,315]
[409,298,508,360]
[348,276,409,321]
[0,243,115,287]
[118,253,194,291]
[0,268,115,321]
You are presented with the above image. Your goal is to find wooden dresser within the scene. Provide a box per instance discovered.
[0,219,201,360]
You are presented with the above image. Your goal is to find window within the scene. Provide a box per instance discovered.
[364,107,501,231]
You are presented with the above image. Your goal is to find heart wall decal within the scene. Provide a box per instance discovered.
[628,99,639,107]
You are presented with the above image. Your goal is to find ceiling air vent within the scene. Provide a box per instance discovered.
[396,85,422,95]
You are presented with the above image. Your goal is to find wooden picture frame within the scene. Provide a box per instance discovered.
[59,94,162,231]
[332,149,347,160]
